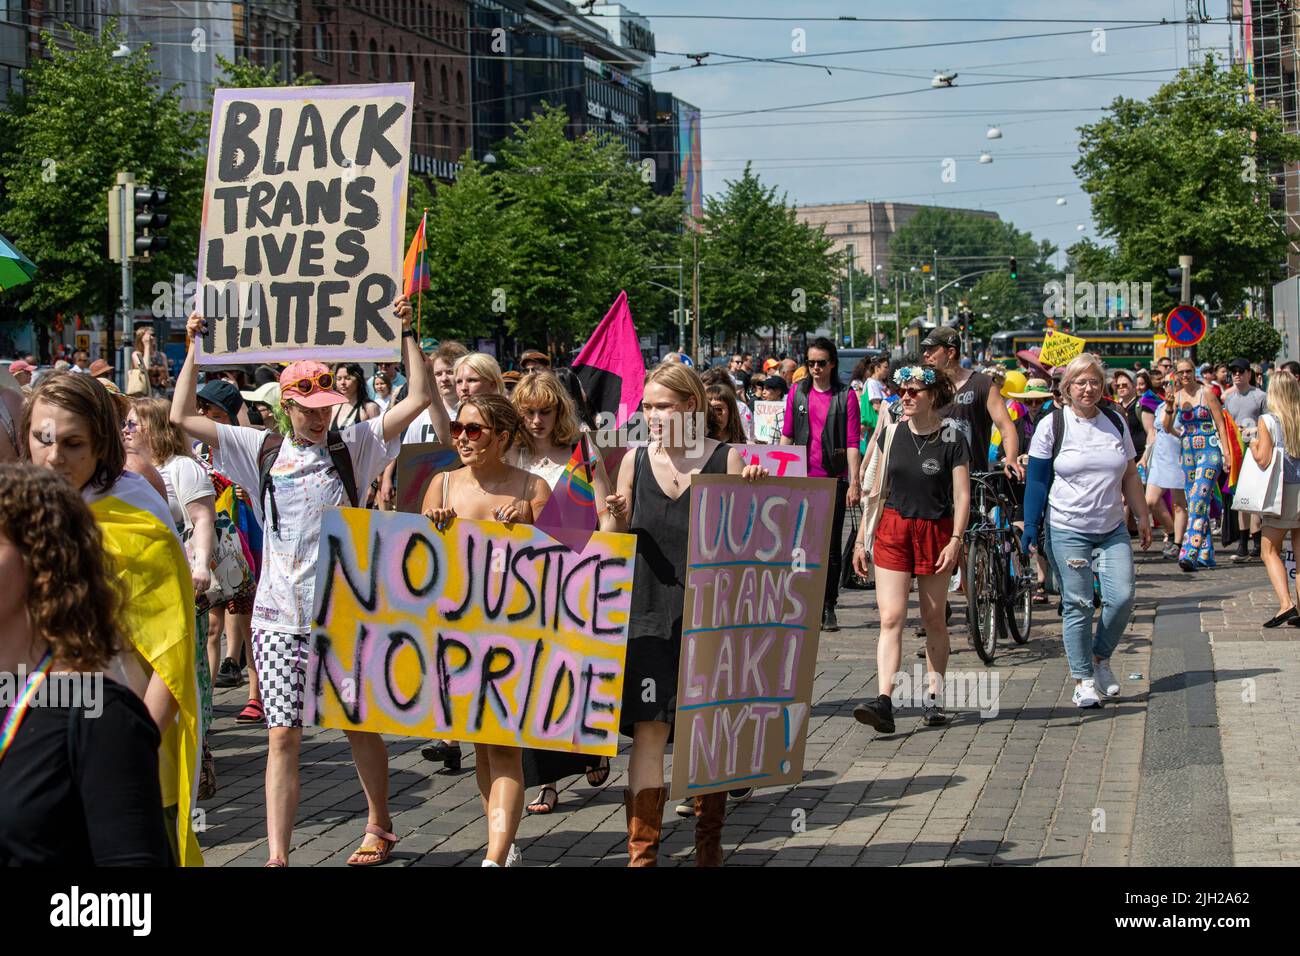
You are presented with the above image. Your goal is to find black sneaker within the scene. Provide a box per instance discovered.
[213,657,242,689]
[822,605,839,632]
[1179,558,1196,573]
[1232,549,1251,563]
[853,695,895,734]
[922,699,948,726]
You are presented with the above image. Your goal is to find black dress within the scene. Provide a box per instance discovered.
[619,441,732,741]
[0,677,172,866]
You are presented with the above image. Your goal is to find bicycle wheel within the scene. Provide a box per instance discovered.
[1004,537,1033,644]
[965,536,1000,665]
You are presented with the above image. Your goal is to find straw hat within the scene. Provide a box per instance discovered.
[1007,378,1052,400]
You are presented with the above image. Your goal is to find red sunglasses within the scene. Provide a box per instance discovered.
[450,421,494,441]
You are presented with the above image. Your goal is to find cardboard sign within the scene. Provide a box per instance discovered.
[670,475,835,799]
[394,441,460,514]
[196,84,414,364]
[752,401,785,443]
[306,509,635,755]
[1039,329,1086,368]
[732,443,807,477]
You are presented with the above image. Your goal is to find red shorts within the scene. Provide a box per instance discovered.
[873,508,954,576]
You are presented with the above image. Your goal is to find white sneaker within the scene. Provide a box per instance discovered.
[1094,660,1120,698]
[505,843,522,867]
[481,859,499,867]
[1072,679,1102,709]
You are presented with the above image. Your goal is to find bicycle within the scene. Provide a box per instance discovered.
[964,470,1036,664]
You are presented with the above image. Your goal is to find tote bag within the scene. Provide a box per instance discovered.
[1234,444,1283,516]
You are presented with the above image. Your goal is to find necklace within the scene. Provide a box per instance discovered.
[908,421,938,456]
[656,443,684,488]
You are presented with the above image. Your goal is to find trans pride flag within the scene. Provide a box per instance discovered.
[536,435,600,554]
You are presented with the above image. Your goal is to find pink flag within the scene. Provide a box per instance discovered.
[572,290,644,430]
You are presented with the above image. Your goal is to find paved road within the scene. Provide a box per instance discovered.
[195,545,1297,867]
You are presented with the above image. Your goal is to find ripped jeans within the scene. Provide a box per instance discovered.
[1046,523,1135,680]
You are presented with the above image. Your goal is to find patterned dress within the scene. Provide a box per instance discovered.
[1178,395,1222,567]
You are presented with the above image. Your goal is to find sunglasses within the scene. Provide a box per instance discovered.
[287,372,334,395]
[898,387,929,398]
[449,421,494,441]
[807,359,830,368]
[121,419,139,433]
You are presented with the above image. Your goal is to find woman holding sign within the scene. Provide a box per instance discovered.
[422,394,551,867]
[605,363,765,867]
[171,298,431,868]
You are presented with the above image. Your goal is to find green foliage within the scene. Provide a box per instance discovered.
[697,163,836,347]
[0,21,206,320]
[967,272,1031,341]
[213,55,321,89]
[1200,319,1283,366]
[1074,58,1300,314]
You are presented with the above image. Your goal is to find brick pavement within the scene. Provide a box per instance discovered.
[195,546,1288,867]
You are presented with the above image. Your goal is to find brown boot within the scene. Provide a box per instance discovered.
[694,792,727,867]
[625,787,665,867]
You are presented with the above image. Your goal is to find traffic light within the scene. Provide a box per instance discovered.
[133,186,170,257]
[1165,266,1183,300]
[1009,256,1018,280]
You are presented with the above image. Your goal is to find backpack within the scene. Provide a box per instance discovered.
[1049,403,1131,462]
[257,430,359,535]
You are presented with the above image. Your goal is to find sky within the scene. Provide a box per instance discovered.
[625,0,1239,267]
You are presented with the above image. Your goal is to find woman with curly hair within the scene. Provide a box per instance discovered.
[422,394,551,866]
[0,464,172,865]
[22,371,202,865]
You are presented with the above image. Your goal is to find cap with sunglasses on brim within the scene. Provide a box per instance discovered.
[196,379,246,420]
[278,360,345,408]
[919,326,961,350]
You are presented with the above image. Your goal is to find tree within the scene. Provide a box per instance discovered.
[697,163,836,349]
[1200,319,1282,366]
[966,272,1030,341]
[0,22,206,322]
[1074,57,1300,314]
[213,55,321,89]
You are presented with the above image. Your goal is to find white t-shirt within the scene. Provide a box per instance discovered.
[158,455,214,533]
[1029,406,1135,535]
[401,399,455,445]
[213,416,399,633]
[737,401,754,442]
[867,378,888,404]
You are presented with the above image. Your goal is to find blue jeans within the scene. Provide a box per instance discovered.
[1046,523,1135,680]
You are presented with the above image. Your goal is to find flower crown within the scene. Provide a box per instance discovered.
[893,366,936,386]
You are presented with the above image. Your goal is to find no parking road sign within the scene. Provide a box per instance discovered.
[1165,304,1207,347]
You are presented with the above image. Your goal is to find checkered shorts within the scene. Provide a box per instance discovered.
[251,628,310,728]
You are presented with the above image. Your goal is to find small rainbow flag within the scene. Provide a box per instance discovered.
[536,436,599,553]
[402,211,430,297]
[1221,410,1245,492]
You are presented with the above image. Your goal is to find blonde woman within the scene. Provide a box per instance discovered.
[1162,358,1230,571]
[421,395,551,866]
[454,352,506,402]
[510,371,617,814]
[604,362,765,866]
[1252,372,1300,627]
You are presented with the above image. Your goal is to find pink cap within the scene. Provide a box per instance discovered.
[9,360,36,375]
[279,360,346,408]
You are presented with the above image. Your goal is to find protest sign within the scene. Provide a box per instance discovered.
[752,401,785,443]
[732,443,807,477]
[306,509,635,755]
[394,442,460,514]
[196,84,414,364]
[670,475,835,799]
[1039,329,1086,368]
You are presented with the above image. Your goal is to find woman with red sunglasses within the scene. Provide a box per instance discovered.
[171,297,431,867]
[422,394,550,866]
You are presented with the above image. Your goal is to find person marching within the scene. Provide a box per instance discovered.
[851,365,970,733]
[604,363,765,866]
[1022,355,1151,708]
[1222,357,1268,561]
[510,370,616,815]
[1249,372,1300,627]
[171,298,430,867]
[1163,358,1230,571]
[421,395,551,866]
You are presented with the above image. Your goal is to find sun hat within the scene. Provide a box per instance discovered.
[241,381,281,406]
[278,360,345,408]
[197,380,246,420]
[8,360,36,375]
[1007,378,1052,400]
[89,358,114,378]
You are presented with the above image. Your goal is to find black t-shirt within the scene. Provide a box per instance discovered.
[942,371,994,465]
[0,677,172,866]
[877,422,970,519]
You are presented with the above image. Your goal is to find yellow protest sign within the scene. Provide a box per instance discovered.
[1153,333,1169,363]
[1039,329,1086,368]
[306,508,635,756]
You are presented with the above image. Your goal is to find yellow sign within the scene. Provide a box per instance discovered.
[1039,330,1086,368]
[1153,333,1169,363]
[306,509,636,756]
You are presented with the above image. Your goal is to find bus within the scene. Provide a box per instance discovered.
[989,328,1155,370]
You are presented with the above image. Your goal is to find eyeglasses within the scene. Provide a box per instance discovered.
[807,359,830,368]
[449,421,491,441]
[287,372,334,395]
[898,387,929,398]
[1071,379,1102,390]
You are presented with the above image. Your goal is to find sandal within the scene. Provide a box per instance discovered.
[264,858,286,867]
[1032,586,1050,605]
[235,699,265,724]
[527,785,558,815]
[198,742,218,800]
[347,823,398,866]
[585,756,611,788]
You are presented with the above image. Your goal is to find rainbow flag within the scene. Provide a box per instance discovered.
[535,436,599,554]
[85,472,203,867]
[1221,410,1245,492]
[402,212,429,297]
